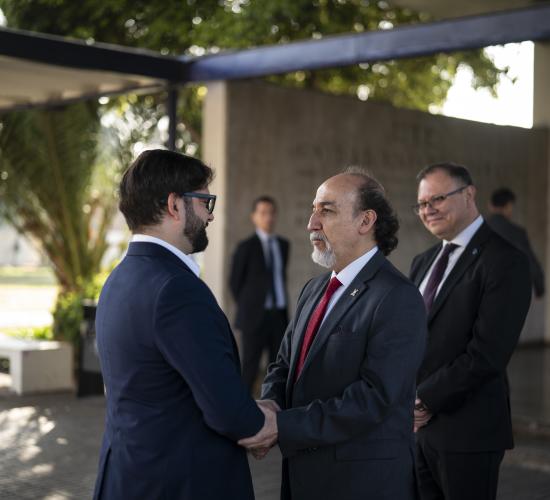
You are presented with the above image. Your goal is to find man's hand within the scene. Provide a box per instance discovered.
[414,398,432,432]
[238,400,279,459]
[257,399,281,413]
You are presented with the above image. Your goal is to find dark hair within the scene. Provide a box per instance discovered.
[252,195,277,212]
[416,162,474,187]
[119,149,213,231]
[491,187,516,207]
[344,167,399,256]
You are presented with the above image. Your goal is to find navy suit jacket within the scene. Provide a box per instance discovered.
[93,242,264,500]
[262,251,427,500]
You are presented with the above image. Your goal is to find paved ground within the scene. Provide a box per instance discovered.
[0,391,549,500]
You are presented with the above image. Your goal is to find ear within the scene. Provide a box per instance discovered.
[465,185,477,204]
[358,209,377,235]
[166,193,183,221]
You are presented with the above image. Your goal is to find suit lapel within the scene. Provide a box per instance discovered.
[287,276,329,385]
[428,223,491,322]
[294,251,386,384]
[252,234,268,270]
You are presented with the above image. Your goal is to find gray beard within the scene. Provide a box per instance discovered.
[310,232,336,268]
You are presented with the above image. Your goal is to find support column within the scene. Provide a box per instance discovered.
[201,82,229,309]
[166,87,178,151]
[534,41,550,343]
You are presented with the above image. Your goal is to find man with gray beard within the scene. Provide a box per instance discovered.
[238,169,427,500]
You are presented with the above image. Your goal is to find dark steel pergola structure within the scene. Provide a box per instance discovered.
[1,3,550,149]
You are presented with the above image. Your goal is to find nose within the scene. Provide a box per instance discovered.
[423,203,438,216]
[208,212,214,223]
[307,212,321,231]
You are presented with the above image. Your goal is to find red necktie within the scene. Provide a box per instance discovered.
[295,276,342,381]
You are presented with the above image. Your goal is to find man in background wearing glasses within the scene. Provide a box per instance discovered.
[410,162,532,500]
[93,149,276,500]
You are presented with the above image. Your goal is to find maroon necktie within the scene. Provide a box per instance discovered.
[295,276,342,381]
[422,243,459,311]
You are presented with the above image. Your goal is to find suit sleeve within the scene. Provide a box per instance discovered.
[229,242,247,301]
[417,250,532,414]
[154,276,264,441]
[275,284,427,457]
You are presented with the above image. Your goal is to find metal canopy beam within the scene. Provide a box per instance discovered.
[0,26,185,82]
[184,3,550,82]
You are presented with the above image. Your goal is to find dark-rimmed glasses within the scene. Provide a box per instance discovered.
[412,185,469,215]
[182,192,217,214]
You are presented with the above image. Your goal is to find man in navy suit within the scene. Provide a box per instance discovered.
[240,168,427,500]
[93,149,276,500]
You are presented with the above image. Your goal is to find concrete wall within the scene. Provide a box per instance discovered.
[203,80,548,342]
[534,41,550,343]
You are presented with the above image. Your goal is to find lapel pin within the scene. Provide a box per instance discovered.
[472,248,478,255]
[350,288,359,297]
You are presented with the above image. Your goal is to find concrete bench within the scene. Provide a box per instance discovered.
[0,333,73,395]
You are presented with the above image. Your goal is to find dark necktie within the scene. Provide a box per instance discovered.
[422,243,459,311]
[295,276,342,381]
[266,237,278,308]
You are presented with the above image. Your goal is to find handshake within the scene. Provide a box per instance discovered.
[238,399,280,460]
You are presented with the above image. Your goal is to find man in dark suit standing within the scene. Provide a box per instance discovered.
[488,187,545,298]
[410,163,532,500]
[93,149,276,500]
[230,196,290,391]
[239,169,427,500]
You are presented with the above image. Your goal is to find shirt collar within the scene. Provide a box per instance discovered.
[256,228,275,242]
[444,214,484,249]
[331,245,379,287]
[131,234,201,277]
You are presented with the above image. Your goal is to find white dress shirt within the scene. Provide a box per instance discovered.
[320,245,379,324]
[131,234,201,277]
[419,215,484,298]
[256,229,287,309]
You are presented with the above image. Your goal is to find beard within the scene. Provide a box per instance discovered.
[310,231,336,269]
[184,205,209,253]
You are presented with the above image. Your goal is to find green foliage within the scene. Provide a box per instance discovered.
[0,103,121,292]
[52,272,107,343]
[0,0,507,148]
[6,325,54,341]
[0,102,124,341]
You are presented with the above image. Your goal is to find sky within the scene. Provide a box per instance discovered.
[442,42,534,129]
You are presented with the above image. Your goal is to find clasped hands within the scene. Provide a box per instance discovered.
[238,399,280,460]
[414,398,432,432]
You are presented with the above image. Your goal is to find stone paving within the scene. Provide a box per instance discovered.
[0,389,549,500]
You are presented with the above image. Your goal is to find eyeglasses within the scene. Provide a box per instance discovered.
[182,192,217,214]
[412,185,469,215]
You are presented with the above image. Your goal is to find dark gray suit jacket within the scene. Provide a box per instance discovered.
[262,250,427,500]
